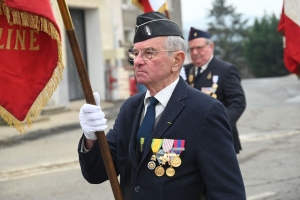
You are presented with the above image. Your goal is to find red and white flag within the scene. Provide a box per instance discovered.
[132,0,167,13]
[277,0,300,76]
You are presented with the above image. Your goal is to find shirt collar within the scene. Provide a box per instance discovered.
[196,55,213,73]
[144,77,179,107]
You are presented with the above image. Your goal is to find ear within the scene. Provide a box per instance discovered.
[209,42,215,50]
[172,51,185,72]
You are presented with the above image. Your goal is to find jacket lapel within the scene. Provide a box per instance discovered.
[128,97,144,169]
[195,57,216,88]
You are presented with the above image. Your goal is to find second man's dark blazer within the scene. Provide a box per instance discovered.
[184,57,246,153]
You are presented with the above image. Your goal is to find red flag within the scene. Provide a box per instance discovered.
[277,0,300,76]
[132,0,166,13]
[0,0,64,132]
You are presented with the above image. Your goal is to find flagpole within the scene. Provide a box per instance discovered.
[56,0,124,199]
[164,3,170,19]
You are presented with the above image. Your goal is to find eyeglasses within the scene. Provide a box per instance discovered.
[188,43,209,53]
[128,48,175,61]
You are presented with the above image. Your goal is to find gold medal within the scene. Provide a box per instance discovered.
[211,88,216,94]
[158,155,169,165]
[148,161,156,170]
[166,167,175,177]
[151,155,156,161]
[154,165,165,177]
[212,93,217,98]
[212,83,218,89]
[170,156,182,167]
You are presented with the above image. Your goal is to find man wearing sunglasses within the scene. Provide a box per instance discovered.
[77,12,246,200]
[184,27,246,155]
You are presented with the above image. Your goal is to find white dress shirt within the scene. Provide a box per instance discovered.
[142,77,179,118]
[195,55,214,75]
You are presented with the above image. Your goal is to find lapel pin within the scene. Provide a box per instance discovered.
[207,71,212,80]
[167,122,172,124]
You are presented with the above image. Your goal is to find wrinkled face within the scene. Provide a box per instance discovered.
[133,37,176,90]
[188,38,214,67]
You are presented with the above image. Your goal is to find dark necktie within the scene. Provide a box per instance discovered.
[196,67,202,78]
[137,96,159,160]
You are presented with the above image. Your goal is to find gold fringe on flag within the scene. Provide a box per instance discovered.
[131,0,144,11]
[158,2,167,13]
[0,1,64,133]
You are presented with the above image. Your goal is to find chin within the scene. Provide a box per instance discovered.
[136,78,145,84]
[194,62,204,66]
[136,76,147,83]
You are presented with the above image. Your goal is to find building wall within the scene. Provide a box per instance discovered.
[48,0,126,111]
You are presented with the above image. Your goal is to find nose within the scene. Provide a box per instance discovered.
[134,51,144,64]
[190,48,198,55]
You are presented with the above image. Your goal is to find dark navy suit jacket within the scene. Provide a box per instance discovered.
[78,77,246,200]
[184,57,246,153]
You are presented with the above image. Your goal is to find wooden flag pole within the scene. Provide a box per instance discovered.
[56,0,124,199]
[164,3,170,19]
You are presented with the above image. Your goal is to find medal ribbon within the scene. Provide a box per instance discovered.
[173,140,185,154]
[140,137,145,152]
[201,87,212,94]
[169,149,176,161]
[211,75,219,95]
[162,139,174,153]
[213,75,219,84]
[151,139,163,153]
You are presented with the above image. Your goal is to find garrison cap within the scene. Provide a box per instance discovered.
[133,12,184,43]
[188,27,210,41]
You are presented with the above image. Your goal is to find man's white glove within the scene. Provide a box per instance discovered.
[79,92,108,140]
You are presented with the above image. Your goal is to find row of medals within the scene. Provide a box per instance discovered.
[206,83,218,98]
[147,149,182,177]
[200,83,218,98]
[188,73,218,98]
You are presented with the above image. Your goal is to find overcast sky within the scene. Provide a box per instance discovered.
[181,0,283,32]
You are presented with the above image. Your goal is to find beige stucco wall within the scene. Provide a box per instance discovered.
[52,0,125,59]
[66,0,114,50]
[50,0,129,102]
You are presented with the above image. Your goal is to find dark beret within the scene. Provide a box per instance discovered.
[188,27,210,41]
[133,12,184,43]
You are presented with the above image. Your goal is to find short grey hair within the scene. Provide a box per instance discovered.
[165,36,187,55]
[205,38,213,44]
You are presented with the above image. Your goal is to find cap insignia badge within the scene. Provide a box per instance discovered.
[144,25,152,36]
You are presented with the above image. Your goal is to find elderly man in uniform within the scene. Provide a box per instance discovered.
[184,27,246,154]
[77,12,246,199]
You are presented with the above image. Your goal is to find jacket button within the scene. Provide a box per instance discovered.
[135,186,140,192]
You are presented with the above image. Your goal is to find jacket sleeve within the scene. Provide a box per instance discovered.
[77,123,119,184]
[223,65,246,126]
[196,100,246,199]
